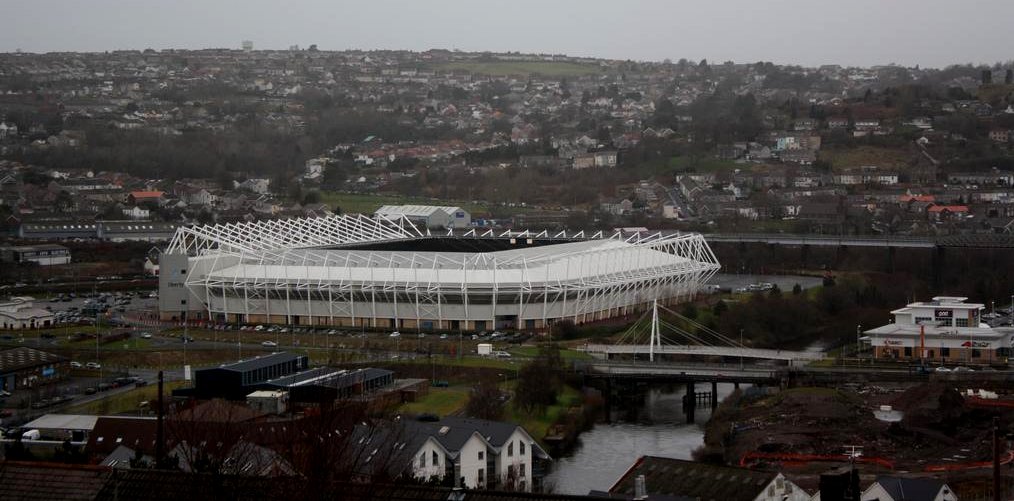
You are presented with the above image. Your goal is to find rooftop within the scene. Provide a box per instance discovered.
[0,347,67,373]
[23,414,99,432]
[609,456,782,501]
[209,352,307,374]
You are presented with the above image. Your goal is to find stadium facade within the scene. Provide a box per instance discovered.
[158,214,720,332]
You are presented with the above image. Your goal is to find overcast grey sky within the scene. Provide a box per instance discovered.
[1,0,1011,68]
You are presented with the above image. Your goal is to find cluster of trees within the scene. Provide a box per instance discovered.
[513,345,564,414]
[691,275,902,349]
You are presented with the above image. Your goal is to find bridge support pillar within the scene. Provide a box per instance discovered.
[734,382,740,390]
[887,246,896,273]
[800,244,810,268]
[683,380,696,424]
[711,381,718,408]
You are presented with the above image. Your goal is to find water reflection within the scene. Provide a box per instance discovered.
[546,382,741,495]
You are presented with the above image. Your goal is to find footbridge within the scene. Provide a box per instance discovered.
[580,301,825,364]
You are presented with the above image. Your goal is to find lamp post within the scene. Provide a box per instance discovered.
[856,324,862,366]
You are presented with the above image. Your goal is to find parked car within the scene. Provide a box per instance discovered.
[140,332,152,339]
[934,366,952,373]
[261,340,278,348]
[70,361,83,368]
[85,362,101,370]
[389,331,401,338]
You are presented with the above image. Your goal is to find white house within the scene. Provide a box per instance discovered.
[0,121,17,140]
[237,178,271,195]
[122,206,150,220]
[861,475,957,501]
[403,417,549,491]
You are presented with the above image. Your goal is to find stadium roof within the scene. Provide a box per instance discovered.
[165,214,423,255]
[201,235,717,288]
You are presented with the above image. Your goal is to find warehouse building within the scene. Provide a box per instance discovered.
[864,296,1014,364]
[375,204,471,229]
[0,347,69,392]
[174,352,309,400]
[262,367,394,403]
[0,244,71,266]
[158,214,720,332]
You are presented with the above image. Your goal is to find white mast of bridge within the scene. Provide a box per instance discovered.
[649,299,660,362]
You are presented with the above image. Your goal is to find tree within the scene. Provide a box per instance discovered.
[514,345,563,413]
[465,379,506,420]
[792,283,803,295]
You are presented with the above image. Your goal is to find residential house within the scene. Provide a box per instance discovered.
[238,178,271,195]
[593,150,619,168]
[827,117,849,130]
[179,187,217,207]
[128,190,165,207]
[860,475,957,501]
[606,456,810,501]
[927,204,969,222]
[948,171,1013,187]
[0,121,18,140]
[403,416,550,491]
[122,206,150,220]
[573,153,596,170]
[989,129,1011,143]
[794,118,818,131]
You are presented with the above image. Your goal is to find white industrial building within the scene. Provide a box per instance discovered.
[864,296,1014,364]
[0,244,71,266]
[374,205,470,229]
[0,297,55,330]
[158,214,719,332]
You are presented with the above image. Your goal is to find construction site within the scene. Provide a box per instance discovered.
[701,381,1014,496]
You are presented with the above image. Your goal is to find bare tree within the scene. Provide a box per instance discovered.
[465,378,506,420]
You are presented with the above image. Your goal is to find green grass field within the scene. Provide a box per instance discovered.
[397,385,470,417]
[819,146,912,170]
[320,192,488,216]
[667,156,741,173]
[434,61,605,77]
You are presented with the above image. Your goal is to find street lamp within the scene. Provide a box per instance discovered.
[856,324,862,366]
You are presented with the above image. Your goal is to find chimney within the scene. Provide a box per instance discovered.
[634,474,648,500]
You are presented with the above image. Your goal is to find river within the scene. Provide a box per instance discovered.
[545,382,742,495]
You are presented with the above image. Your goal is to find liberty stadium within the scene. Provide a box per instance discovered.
[158,214,720,332]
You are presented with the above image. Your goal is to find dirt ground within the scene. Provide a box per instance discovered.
[706,383,1014,494]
